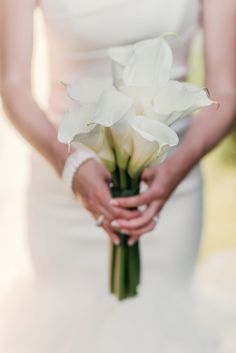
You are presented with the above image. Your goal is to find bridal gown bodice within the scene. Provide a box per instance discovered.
[39,0,200,126]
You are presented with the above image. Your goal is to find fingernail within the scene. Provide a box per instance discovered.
[114,239,120,245]
[111,220,119,228]
[110,199,119,206]
[128,240,135,246]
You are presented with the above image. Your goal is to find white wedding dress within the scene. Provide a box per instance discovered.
[1,1,235,352]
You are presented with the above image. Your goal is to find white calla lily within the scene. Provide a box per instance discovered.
[59,33,215,180]
[60,82,137,171]
[95,129,116,171]
[128,116,179,178]
[57,104,115,171]
[58,104,98,145]
[110,119,133,170]
[109,36,173,88]
[109,46,133,88]
[118,85,156,115]
[91,86,135,169]
[109,35,215,128]
[66,77,113,103]
[92,86,134,126]
[148,80,214,125]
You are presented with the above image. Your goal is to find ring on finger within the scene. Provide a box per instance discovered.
[96,214,105,227]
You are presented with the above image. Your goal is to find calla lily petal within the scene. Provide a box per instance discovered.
[92,87,136,169]
[108,45,133,66]
[108,45,133,87]
[110,120,133,169]
[57,104,97,144]
[92,86,135,127]
[128,116,179,178]
[58,105,115,169]
[128,128,159,179]
[97,129,116,172]
[118,85,157,115]
[123,37,173,87]
[73,124,105,154]
[151,80,214,125]
[131,115,179,147]
[109,36,173,88]
[66,77,112,103]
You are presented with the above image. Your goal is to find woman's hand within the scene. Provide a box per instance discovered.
[110,160,183,245]
[72,158,141,245]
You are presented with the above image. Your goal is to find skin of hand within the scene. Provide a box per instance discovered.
[72,159,141,245]
[110,0,236,245]
[110,160,183,246]
[0,0,140,246]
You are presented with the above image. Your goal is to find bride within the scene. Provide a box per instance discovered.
[0,0,236,352]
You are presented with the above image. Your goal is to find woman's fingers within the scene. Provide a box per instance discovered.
[96,205,115,223]
[110,188,154,209]
[94,182,141,220]
[113,207,141,219]
[142,167,156,184]
[110,172,166,210]
[111,201,160,230]
[102,221,120,245]
[127,221,158,246]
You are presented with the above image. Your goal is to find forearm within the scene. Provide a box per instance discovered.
[164,92,236,179]
[1,83,70,177]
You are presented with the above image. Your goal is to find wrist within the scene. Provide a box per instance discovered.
[160,148,200,184]
[52,138,75,177]
[62,147,99,194]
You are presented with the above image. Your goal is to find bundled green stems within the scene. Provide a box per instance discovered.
[110,167,141,300]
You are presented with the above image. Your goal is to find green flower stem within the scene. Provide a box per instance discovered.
[136,241,141,285]
[114,242,127,300]
[127,244,138,297]
[109,241,116,293]
[112,169,119,189]
[110,179,141,301]
[130,177,140,193]
[118,168,128,190]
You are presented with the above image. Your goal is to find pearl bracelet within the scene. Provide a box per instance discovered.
[62,148,99,194]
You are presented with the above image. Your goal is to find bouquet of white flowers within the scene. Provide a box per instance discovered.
[58,35,213,300]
